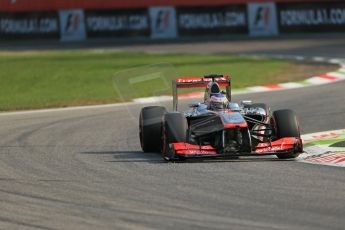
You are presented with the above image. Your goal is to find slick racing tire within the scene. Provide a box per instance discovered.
[272,109,301,159]
[139,106,166,153]
[162,112,187,161]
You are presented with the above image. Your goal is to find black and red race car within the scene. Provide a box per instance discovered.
[139,74,303,161]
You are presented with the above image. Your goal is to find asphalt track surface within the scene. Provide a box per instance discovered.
[1,36,345,230]
[2,34,345,58]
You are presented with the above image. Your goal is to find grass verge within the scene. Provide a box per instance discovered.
[0,51,337,111]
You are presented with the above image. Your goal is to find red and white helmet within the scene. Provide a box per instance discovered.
[208,93,228,110]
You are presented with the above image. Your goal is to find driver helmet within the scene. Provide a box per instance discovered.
[208,93,229,110]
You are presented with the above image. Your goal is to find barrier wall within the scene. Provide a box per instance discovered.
[0,1,344,41]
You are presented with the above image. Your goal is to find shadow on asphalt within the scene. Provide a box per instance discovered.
[81,150,164,163]
[81,151,295,164]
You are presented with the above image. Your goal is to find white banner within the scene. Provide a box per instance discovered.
[248,2,278,37]
[149,6,177,39]
[59,9,86,41]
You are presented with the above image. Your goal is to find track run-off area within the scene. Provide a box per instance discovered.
[0,36,345,230]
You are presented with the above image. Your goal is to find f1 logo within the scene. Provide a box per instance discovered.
[59,9,86,41]
[155,10,172,32]
[254,7,271,27]
[150,7,177,39]
[64,13,80,33]
[248,3,278,36]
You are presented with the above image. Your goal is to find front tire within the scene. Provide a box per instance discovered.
[272,109,301,159]
[139,106,166,153]
[162,112,187,161]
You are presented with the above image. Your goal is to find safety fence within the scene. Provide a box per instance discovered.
[0,1,344,41]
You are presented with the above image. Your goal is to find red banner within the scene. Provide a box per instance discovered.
[0,0,336,12]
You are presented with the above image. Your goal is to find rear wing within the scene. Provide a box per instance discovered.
[172,75,231,111]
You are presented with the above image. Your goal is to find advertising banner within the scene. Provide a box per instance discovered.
[59,9,86,41]
[85,9,149,38]
[177,5,247,36]
[248,2,278,36]
[149,6,177,39]
[278,2,345,33]
[0,12,59,39]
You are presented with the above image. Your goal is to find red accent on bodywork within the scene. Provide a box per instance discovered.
[177,83,230,88]
[176,76,230,83]
[220,110,248,128]
[172,137,300,156]
[255,137,298,153]
[172,143,217,155]
[223,123,248,128]
[176,76,230,88]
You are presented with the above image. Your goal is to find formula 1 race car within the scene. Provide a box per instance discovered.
[139,74,303,161]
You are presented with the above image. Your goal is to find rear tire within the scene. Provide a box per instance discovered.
[272,109,301,159]
[139,106,166,153]
[162,112,187,161]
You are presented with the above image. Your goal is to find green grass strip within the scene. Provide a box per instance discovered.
[0,51,334,111]
[304,139,345,147]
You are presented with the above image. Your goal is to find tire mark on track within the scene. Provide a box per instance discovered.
[0,217,57,230]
